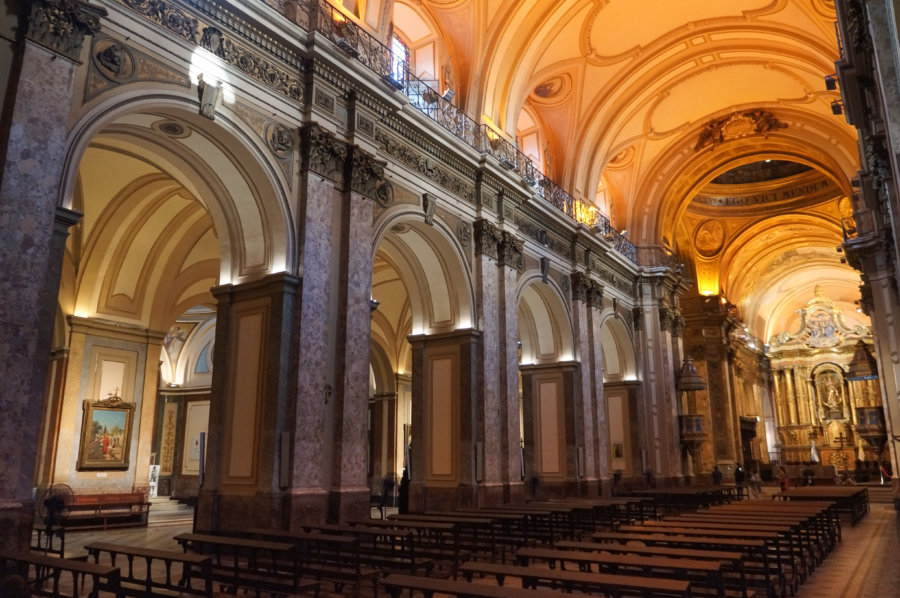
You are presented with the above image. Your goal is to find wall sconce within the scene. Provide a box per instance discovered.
[825,74,838,90]
[831,100,843,115]
[441,88,455,102]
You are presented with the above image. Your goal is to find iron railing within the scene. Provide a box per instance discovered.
[310,0,636,262]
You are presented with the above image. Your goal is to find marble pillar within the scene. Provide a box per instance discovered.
[0,0,104,548]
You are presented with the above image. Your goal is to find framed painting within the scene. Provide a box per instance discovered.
[76,396,134,471]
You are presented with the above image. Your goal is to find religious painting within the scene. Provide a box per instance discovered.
[76,396,134,471]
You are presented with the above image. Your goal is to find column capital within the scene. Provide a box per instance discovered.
[302,124,348,182]
[350,146,393,206]
[27,0,106,62]
[474,219,502,260]
[498,231,524,271]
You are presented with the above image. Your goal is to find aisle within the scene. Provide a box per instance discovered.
[795,503,899,598]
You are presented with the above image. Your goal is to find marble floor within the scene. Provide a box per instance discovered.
[52,498,899,597]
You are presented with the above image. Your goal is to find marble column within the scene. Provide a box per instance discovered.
[196,273,301,532]
[632,275,684,482]
[571,272,608,494]
[0,0,104,550]
[472,220,524,505]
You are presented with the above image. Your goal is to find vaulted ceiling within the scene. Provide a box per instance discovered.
[390,0,867,342]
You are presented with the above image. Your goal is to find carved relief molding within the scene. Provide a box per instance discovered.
[499,231,524,272]
[27,0,106,62]
[571,272,604,309]
[474,219,502,261]
[302,124,347,182]
[350,148,393,207]
[114,0,305,104]
[374,127,475,204]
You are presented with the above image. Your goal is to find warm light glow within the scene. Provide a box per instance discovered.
[189,49,235,104]
[573,199,599,226]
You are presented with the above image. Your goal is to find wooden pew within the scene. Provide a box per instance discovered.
[380,572,645,598]
[174,532,319,596]
[84,541,212,597]
[240,527,379,597]
[301,523,433,576]
[457,561,693,597]
[62,493,150,530]
[514,546,724,597]
[350,518,469,576]
[553,540,751,598]
[0,550,121,598]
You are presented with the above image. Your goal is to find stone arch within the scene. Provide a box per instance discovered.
[597,310,638,383]
[61,93,295,292]
[517,274,575,365]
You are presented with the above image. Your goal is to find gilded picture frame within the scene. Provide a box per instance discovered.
[76,396,134,471]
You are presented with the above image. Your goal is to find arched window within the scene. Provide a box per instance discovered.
[391,34,410,86]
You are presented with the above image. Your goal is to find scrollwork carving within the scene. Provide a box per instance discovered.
[351,148,393,207]
[499,231,524,271]
[28,0,106,61]
[303,125,347,182]
[474,219,502,261]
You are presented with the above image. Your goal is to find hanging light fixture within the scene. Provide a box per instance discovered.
[846,340,878,380]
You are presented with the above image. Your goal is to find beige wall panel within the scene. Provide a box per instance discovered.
[227,312,263,479]
[430,356,453,476]
[539,381,561,475]
[182,400,210,475]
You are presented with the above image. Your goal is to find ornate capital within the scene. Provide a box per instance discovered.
[571,272,589,303]
[474,219,502,260]
[672,315,685,338]
[632,307,643,331]
[587,280,604,310]
[659,306,674,331]
[27,0,106,62]
[303,124,347,182]
[499,231,524,271]
[350,147,393,206]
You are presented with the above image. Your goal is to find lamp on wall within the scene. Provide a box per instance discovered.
[831,100,843,115]
[825,74,838,90]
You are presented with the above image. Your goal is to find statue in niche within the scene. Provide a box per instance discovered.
[816,370,845,420]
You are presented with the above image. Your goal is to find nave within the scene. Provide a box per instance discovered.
[17,486,896,598]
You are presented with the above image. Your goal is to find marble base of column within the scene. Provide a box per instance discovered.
[476,482,506,507]
[285,489,329,527]
[326,487,370,523]
[0,500,34,552]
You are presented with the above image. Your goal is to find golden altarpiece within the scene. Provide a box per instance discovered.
[768,288,885,471]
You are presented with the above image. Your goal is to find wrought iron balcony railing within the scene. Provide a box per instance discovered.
[310,0,636,262]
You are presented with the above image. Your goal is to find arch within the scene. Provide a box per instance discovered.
[516,274,575,365]
[60,92,296,288]
[597,310,638,383]
[372,211,475,336]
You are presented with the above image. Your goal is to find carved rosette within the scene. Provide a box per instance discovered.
[350,148,393,207]
[303,125,347,182]
[474,220,502,261]
[27,0,107,61]
[499,232,524,271]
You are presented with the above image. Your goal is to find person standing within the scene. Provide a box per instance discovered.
[734,463,746,499]
[711,465,723,485]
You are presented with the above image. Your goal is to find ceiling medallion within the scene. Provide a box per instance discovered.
[531,74,571,103]
[694,110,788,152]
[153,120,190,139]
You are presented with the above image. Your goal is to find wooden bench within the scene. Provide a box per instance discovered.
[61,492,150,530]
[301,523,433,576]
[553,540,752,598]
[0,550,121,598]
[457,561,693,597]
[241,527,379,597]
[379,572,574,598]
[174,532,319,596]
[514,546,724,597]
[84,541,213,597]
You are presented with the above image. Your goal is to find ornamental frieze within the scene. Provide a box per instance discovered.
[474,220,502,261]
[374,128,475,204]
[303,125,347,182]
[516,218,568,256]
[28,0,106,62]
[119,0,199,43]
[351,148,393,207]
